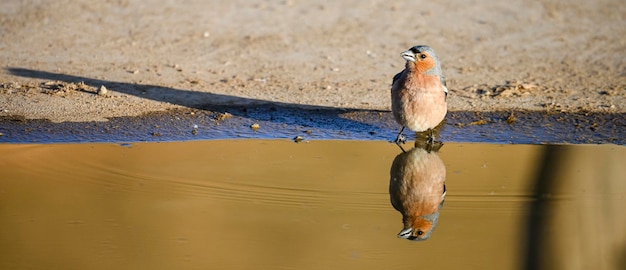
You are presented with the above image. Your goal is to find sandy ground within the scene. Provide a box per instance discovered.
[1,0,625,123]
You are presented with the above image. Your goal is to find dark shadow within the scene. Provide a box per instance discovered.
[8,67,328,110]
[523,145,564,270]
[6,67,390,131]
[618,243,626,270]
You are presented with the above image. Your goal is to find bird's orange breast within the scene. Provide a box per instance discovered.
[405,72,442,90]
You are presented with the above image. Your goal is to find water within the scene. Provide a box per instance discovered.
[1,140,624,270]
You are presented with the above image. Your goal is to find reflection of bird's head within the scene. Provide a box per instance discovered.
[398,207,441,241]
[401,45,442,76]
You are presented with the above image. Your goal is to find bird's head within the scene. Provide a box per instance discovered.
[401,45,442,76]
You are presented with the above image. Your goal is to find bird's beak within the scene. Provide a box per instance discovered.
[398,227,413,239]
[401,51,416,62]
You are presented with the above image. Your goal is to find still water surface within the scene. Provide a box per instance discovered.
[1,140,624,269]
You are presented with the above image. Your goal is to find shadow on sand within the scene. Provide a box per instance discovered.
[7,67,395,133]
[5,67,626,144]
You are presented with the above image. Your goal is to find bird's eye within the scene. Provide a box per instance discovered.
[417,230,424,236]
[419,54,427,59]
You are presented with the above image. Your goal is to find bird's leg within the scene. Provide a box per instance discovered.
[395,127,407,144]
[426,128,435,144]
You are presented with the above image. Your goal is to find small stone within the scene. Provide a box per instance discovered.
[151,132,162,137]
[506,112,516,124]
[293,136,304,143]
[215,112,232,121]
[250,123,260,131]
[97,85,108,96]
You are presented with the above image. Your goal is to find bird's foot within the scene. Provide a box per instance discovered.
[395,134,406,144]
[426,135,435,145]
[394,127,407,144]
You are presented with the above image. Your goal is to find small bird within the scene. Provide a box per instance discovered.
[389,143,446,241]
[391,45,448,144]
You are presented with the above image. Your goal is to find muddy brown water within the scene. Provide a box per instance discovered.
[1,140,624,269]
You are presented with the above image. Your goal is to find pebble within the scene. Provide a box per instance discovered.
[250,123,260,131]
[215,112,232,121]
[97,85,108,96]
[506,112,517,124]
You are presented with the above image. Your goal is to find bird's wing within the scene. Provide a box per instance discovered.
[389,190,403,212]
[392,71,403,88]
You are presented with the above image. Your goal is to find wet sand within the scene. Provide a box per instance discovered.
[1,0,625,123]
[1,107,625,144]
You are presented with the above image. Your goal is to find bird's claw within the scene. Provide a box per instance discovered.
[395,134,406,144]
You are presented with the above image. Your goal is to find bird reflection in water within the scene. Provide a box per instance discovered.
[389,140,446,241]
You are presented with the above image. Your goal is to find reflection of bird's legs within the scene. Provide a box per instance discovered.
[395,142,407,153]
[425,141,433,153]
[414,140,444,153]
[426,128,435,144]
[395,127,406,144]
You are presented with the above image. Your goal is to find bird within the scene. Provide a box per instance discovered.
[391,45,448,144]
[389,143,446,241]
